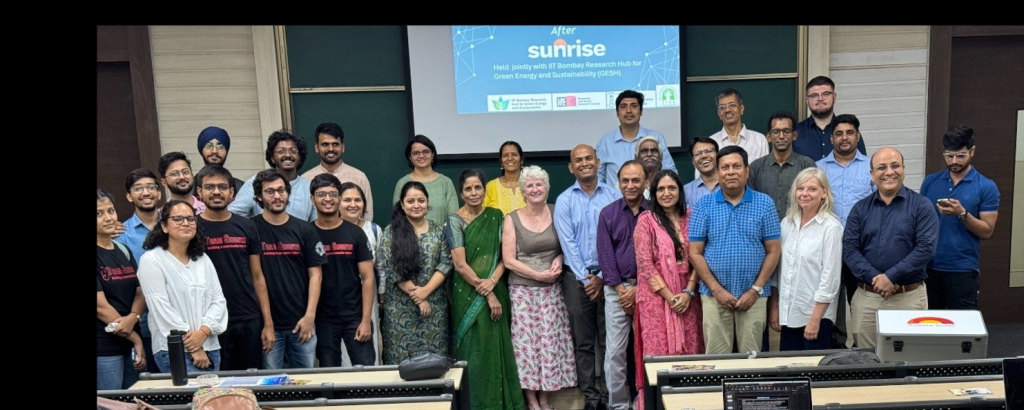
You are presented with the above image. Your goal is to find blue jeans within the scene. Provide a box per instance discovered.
[97,352,140,390]
[926,269,979,310]
[263,330,317,369]
[154,349,221,373]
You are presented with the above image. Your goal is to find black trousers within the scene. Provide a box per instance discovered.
[562,272,607,405]
[219,317,265,371]
[315,318,376,367]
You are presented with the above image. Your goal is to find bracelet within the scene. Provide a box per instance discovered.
[130,311,141,320]
[682,289,697,297]
[490,276,498,284]
[201,327,211,337]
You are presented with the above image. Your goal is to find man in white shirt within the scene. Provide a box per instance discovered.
[708,88,769,164]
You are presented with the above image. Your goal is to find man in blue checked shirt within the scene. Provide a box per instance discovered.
[689,146,782,354]
[555,144,621,410]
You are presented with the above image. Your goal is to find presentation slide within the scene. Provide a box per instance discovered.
[408,25,683,155]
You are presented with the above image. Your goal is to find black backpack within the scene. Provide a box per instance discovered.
[818,350,881,366]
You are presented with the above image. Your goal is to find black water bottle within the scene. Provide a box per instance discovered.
[167,330,188,386]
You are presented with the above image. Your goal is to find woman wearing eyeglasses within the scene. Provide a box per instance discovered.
[392,135,459,225]
[138,199,228,372]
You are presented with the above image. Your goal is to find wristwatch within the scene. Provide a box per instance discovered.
[751,285,764,296]
[958,211,968,221]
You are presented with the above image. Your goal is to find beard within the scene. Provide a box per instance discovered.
[168,183,193,196]
[810,105,833,119]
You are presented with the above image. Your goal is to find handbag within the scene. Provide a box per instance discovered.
[398,350,455,381]
[96,397,163,410]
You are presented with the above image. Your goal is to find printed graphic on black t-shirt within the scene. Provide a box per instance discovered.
[97,244,141,356]
[198,214,262,322]
[315,221,373,323]
[253,215,327,330]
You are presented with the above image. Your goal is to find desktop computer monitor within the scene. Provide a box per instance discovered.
[722,377,812,410]
[1006,357,1023,410]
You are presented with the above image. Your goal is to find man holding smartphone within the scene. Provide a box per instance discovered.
[920,125,1000,310]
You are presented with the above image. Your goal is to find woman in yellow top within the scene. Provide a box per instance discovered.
[484,141,527,215]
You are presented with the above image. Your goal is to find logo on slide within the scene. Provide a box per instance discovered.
[492,97,510,111]
[660,88,676,103]
[907,316,955,326]
[527,39,607,59]
[556,96,577,107]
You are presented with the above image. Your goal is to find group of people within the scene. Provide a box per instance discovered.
[98,78,1000,410]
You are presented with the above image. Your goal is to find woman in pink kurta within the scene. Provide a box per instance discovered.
[632,170,704,410]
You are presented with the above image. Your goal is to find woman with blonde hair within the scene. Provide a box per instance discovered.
[768,167,842,351]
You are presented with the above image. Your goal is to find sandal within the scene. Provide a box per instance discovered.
[541,404,556,410]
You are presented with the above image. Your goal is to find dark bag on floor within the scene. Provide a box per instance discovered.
[398,351,455,381]
[818,350,881,366]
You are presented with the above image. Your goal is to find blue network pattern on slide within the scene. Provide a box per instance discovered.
[452,26,680,114]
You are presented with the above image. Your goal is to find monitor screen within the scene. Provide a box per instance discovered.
[1007,357,1024,410]
[723,377,812,410]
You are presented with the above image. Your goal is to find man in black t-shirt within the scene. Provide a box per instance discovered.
[196,165,275,370]
[309,174,377,366]
[251,169,327,369]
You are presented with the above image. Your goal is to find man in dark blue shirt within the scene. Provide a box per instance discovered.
[843,147,938,350]
[793,76,867,160]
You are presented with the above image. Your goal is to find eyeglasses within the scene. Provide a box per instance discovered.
[943,152,970,160]
[263,187,288,197]
[768,128,794,137]
[201,184,230,192]
[314,191,339,199]
[130,183,160,193]
[203,142,226,151]
[806,91,834,100]
[410,149,433,157]
[168,215,197,225]
[717,102,740,112]
[275,147,299,155]
[874,163,903,172]
[693,148,716,157]
[166,169,192,179]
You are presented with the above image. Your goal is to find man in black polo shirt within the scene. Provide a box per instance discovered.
[309,174,377,366]
[793,76,867,160]
[196,165,275,370]
[252,169,327,369]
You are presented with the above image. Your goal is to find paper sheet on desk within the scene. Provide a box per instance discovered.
[950,387,992,396]
[218,374,289,387]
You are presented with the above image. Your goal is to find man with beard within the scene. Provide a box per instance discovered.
[844,147,938,350]
[251,169,327,369]
[816,114,874,348]
[301,122,374,221]
[195,126,245,194]
[794,76,867,160]
[597,90,676,186]
[633,137,662,200]
[921,126,999,310]
[596,160,648,410]
[683,136,720,210]
[158,152,205,214]
[118,168,163,372]
[555,144,621,410]
[230,131,317,222]
[747,112,816,221]
[196,165,275,370]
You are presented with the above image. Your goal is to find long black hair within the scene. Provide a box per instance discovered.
[390,181,429,282]
[497,140,523,176]
[650,170,687,261]
[142,200,206,261]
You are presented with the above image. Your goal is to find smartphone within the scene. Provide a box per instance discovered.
[937,198,951,206]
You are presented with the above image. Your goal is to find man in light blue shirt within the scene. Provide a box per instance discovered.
[555,144,621,410]
[815,114,874,349]
[683,136,721,210]
[229,130,317,222]
[116,168,163,373]
[596,90,676,185]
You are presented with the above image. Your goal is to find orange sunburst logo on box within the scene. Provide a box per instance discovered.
[907,316,954,325]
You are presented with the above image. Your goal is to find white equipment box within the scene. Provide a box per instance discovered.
[876,309,987,363]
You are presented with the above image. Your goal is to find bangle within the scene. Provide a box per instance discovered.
[490,276,498,284]
[683,289,697,297]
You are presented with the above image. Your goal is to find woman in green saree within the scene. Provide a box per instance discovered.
[445,169,524,410]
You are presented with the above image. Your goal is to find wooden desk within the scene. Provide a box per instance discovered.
[661,379,1006,410]
[263,402,450,410]
[644,355,825,387]
[129,367,464,390]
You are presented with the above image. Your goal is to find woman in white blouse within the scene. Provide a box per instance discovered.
[768,167,842,351]
[338,181,383,365]
[138,200,228,372]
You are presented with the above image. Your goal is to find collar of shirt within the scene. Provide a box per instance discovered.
[871,185,911,204]
[616,197,650,214]
[613,126,653,142]
[821,150,869,166]
[713,186,753,204]
[570,180,615,197]
[718,125,751,142]
[938,165,977,182]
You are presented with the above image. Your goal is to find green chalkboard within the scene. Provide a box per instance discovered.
[286,26,408,88]
[686,79,798,139]
[686,26,798,77]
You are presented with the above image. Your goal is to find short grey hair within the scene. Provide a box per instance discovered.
[634,136,661,156]
[519,165,550,193]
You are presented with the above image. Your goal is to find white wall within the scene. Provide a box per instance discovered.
[828,26,930,189]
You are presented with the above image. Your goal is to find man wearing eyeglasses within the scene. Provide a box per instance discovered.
[158,152,205,215]
[229,131,317,222]
[251,169,327,369]
[195,165,275,371]
[195,126,245,195]
[920,126,999,310]
[118,168,164,373]
[793,76,867,161]
[308,173,377,367]
[816,114,875,349]
[708,88,769,166]
[843,147,938,350]
[683,136,720,209]
[747,112,816,221]
[301,122,374,222]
